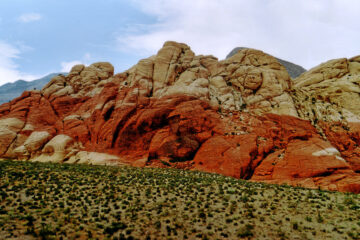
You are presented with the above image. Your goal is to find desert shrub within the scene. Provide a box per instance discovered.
[237,224,254,238]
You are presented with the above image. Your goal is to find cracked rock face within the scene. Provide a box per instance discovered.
[227,47,307,78]
[125,41,298,116]
[292,56,360,123]
[0,41,360,193]
[292,55,360,176]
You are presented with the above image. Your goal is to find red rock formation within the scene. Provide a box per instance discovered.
[0,41,360,193]
[320,121,360,172]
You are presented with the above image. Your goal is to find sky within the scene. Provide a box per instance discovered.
[0,0,360,85]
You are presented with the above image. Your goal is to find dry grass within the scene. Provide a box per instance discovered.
[0,160,359,239]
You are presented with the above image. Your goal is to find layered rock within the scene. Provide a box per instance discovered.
[292,56,360,124]
[292,55,360,175]
[0,41,360,193]
[125,41,298,116]
[227,47,307,78]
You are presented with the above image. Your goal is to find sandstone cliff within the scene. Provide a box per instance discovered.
[227,47,307,78]
[0,41,359,193]
[292,55,360,176]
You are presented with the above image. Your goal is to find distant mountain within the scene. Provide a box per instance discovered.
[226,47,306,78]
[0,73,66,104]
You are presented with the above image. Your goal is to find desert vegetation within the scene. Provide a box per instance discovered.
[0,159,359,239]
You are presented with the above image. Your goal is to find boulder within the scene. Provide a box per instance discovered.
[0,118,24,155]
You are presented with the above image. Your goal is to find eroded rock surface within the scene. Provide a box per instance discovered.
[125,41,298,116]
[227,47,307,78]
[292,55,360,177]
[292,56,360,124]
[0,41,360,193]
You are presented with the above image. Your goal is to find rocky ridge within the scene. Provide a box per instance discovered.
[227,47,307,78]
[0,73,67,104]
[0,41,360,193]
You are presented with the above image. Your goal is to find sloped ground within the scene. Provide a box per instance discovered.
[0,160,359,240]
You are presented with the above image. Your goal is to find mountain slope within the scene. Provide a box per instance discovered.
[0,41,359,193]
[227,47,306,78]
[0,73,66,104]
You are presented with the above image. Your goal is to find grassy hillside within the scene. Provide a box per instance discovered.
[0,160,359,239]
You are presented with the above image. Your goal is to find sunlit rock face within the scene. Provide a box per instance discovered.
[0,41,360,193]
[292,55,360,177]
[227,47,307,78]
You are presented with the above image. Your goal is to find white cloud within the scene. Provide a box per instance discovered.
[60,53,92,72]
[18,13,42,23]
[118,0,360,69]
[0,41,40,86]
[61,61,83,72]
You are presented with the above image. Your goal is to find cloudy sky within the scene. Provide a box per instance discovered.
[0,0,359,85]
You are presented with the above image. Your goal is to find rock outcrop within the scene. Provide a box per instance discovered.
[227,47,307,78]
[292,55,360,177]
[0,73,67,104]
[0,41,360,193]
[124,41,298,116]
[292,56,360,123]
